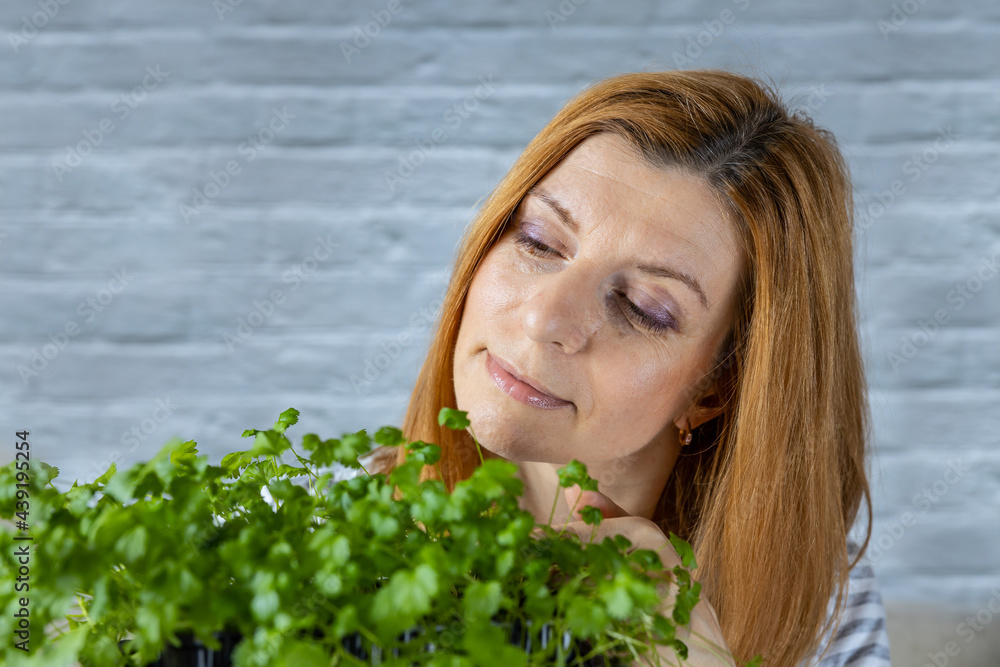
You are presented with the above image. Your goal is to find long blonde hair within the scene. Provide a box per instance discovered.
[372,69,873,667]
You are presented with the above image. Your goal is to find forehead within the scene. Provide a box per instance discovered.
[525,132,743,291]
[541,132,715,211]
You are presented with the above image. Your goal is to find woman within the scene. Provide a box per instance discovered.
[368,69,890,666]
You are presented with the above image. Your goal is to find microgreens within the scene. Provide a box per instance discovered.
[0,408,760,667]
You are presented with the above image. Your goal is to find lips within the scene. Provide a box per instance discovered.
[486,351,572,410]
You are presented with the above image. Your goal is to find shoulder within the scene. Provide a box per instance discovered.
[799,539,893,667]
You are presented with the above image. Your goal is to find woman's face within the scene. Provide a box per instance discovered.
[452,132,744,467]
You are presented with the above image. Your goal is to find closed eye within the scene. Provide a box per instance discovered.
[513,229,561,258]
[513,229,677,333]
[617,293,676,333]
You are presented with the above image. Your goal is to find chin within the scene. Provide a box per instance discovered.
[456,393,567,464]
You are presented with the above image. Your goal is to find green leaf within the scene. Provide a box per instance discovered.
[462,580,503,620]
[371,564,439,638]
[468,459,522,500]
[135,606,163,648]
[116,525,148,562]
[168,439,199,468]
[29,625,89,667]
[411,483,449,526]
[522,579,555,619]
[427,656,474,667]
[495,549,516,577]
[556,459,598,491]
[405,440,441,466]
[651,614,677,642]
[79,633,122,666]
[496,513,534,548]
[251,589,281,623]
[66,484,97,517]
[221,450,254,476]
[103,467,137,504]
[325,430,372,466]
[612,534,633,552]
[300,433,321,452]
[94,462,117,486]
[331,604,358,640]
[601,580,634,619]
[460,622,527,667]
[249,430,288,457]
[33,461,60,487]
[668,532,697,569]
[273,408,300,433]
[311,529,351,566]
[628,547,663,572]
[374,425,405,447]
[370,512,400,539]
[579,505,603,526]
[390,461,421,489]
[672,638,690,661]
[275,640,329,667]
[315,571,342,596]
[438,407,470,430]
[672,580,702,626]
[565,595,610,638]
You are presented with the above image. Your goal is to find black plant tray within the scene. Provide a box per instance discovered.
[120,618,626,666]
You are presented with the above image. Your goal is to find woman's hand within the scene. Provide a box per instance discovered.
[560,486,738,667]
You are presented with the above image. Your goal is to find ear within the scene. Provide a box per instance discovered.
[675,377,726,431]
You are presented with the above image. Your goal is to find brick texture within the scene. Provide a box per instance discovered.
[1,0,997,609]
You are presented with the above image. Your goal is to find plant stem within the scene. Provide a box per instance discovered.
[467,425,485,465]
[547,488,559,528]
[607,628,672,666]
[286,441,319,494]
[557,492,583,536]
[685,628,736,665]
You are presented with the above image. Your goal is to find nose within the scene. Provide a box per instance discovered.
[519,265,604,353]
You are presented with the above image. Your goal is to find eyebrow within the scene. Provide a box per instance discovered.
[524,185,711,311]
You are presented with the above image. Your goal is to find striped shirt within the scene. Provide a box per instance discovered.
[321,463,893,666]
[799,540,893,667]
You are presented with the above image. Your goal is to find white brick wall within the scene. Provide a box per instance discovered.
[1,0,997,608]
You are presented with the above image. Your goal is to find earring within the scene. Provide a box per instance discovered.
[678,424,693,447]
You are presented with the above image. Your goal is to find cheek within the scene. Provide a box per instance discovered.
[466,247,526,324]
[588,348,692,437]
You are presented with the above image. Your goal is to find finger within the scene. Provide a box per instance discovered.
[563,484,630,520]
